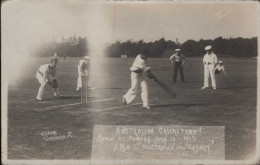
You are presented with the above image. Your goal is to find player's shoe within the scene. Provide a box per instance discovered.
[143,105,151,110]
[36,97,42,101]
[122,96,127,106]
[76,87,81,91]
[54,93,60,97]
[201,86,207,89]
[213,87,216,90]
[88,86,95,90]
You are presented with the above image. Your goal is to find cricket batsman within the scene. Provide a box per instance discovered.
[36,54,59,100]
[123,49,155,110]
[201,45,218,90]
[76,56,92,90]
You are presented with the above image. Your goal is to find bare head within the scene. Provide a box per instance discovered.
[140,49,149,60]
[49,59,58,67]
[83,56,90,64]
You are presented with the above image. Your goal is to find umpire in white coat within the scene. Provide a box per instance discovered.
[123,49,154,109]
[201,45,218,90]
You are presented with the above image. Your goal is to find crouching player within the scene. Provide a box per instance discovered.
[76,56,93,91]
[215,61,227,76]
[36,56,60,100]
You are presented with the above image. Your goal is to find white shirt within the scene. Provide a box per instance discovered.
[170,53,186,62]
[130,54,150,72]
[203,52,218,65]
[38,64,56,80]
[215,65,225,71]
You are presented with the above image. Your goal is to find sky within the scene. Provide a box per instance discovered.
[113,2,258,43]
[2,1,258,85]
[2,1,258,44]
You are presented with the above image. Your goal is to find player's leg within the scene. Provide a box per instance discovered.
[202,66,209,89]
[123,72,140,104]
[179,64,185,82]
[76,66,82,90]
[173,62,178,83]
[209,65,216,89]
[76,75,82,91]
[140,77,149,109]
[52,87,60,97]
[36,72,46,100]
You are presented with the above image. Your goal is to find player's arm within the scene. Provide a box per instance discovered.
[79,62,86,76]
[214,55,218,67]
[222,66,227,75]
[43,68,51,82]
[169,55,175,65]
[142,60,156,80]
[146,69,157,81]
[203,55,206,66]
[52,67,57,79]
[181,54,186,66]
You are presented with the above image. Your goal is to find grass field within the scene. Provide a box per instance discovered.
[7,57,257,160]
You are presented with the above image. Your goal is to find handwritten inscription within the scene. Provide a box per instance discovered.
[41,130,73,142]
[91,125,224,159]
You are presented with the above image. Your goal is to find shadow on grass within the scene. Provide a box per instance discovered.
[41,96,98,100]
[217,87,256,89]
[60,95,81,99]
[95,87,129,89]
[151,103,208,108]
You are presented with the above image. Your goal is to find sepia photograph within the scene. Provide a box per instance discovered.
[1,0,259,164]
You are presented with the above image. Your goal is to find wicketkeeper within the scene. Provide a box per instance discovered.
[123,49,155,110]
[76,56,92,90]
[36,55,60,100]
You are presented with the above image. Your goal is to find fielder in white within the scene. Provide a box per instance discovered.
[215,61,227,75]
[201,45,218,90]
[76,56,92,90]
[123,49,155,109]
[36,55,60,100]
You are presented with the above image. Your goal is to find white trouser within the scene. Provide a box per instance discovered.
[203,64,216,88]
[124,72,148,107]
[36,72,59,99]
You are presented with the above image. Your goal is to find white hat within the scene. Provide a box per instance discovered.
[219,61,223,63]
[175,49,181,52]
[205,45,212,51]
[84,56,90,60]
[53,53,58,59]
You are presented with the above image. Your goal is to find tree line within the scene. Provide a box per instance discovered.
[35,36,257,58]
[105,37,257,58]
[35,36,87,57]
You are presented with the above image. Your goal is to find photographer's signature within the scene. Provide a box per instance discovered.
[41,130,72,141]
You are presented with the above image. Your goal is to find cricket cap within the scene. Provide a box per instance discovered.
[175,49,181,52]
[205,45,212,51]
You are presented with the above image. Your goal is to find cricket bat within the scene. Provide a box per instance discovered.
[153,77,177,98]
